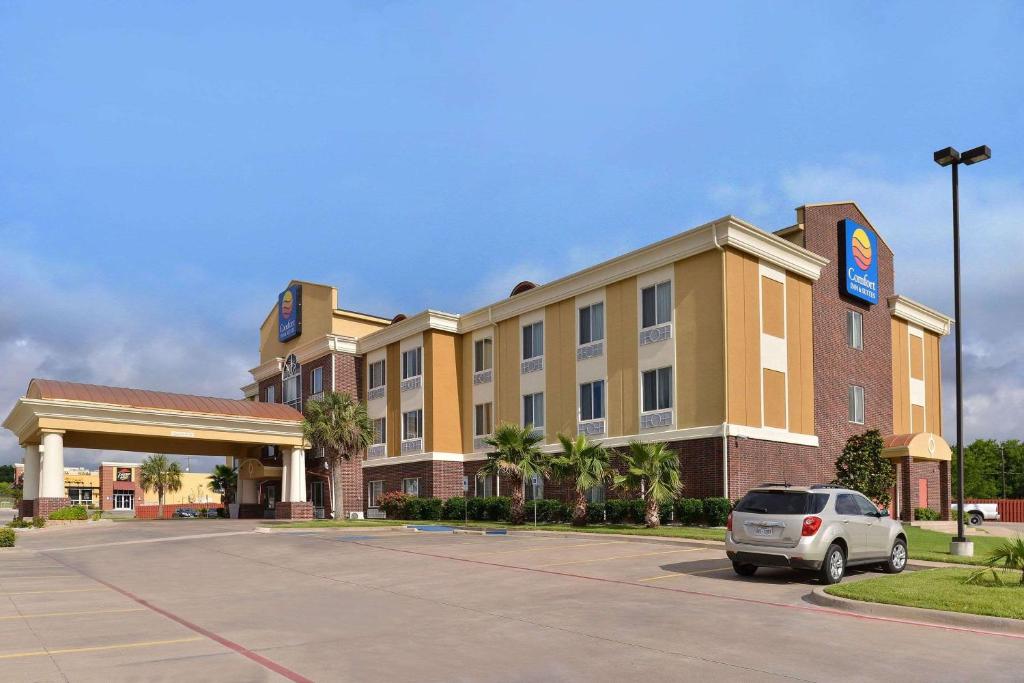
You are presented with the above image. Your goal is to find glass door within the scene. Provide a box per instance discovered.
[113,491,134,510]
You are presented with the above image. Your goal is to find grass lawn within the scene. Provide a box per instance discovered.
[903,526,1009,565]
[826,568,1024,620]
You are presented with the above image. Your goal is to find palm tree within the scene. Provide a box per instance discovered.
[966,537,1024,586]
[615,441,681,528]
[550,433,612,527]
[303,391,373,519]
[479,422,548,525]
[208,464,238,506]
[139,454,183,520]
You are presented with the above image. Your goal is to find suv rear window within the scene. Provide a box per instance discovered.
[735,490,829,515]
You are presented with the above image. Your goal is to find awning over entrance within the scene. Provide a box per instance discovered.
[4,379,304,457]
[3,379,313,519]
[881,432,951,462]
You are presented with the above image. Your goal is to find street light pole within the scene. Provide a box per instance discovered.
[934,144,990,555]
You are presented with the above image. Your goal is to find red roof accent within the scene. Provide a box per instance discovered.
[26,379,302,422]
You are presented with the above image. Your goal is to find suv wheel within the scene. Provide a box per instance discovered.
[884,538,907,574]
[968,512,984,526]
[732,561,757,577]
[819,544,845,584]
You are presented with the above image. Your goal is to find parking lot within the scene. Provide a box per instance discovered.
[3,521,1022,682]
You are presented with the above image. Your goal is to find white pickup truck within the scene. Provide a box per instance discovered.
[951,502,1001,526]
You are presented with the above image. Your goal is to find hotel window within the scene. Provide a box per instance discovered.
[587,484,606,504]
[402,477,420,497]
[475,473,493,498]
[403,409,423,440]
[642,367,673,412]
[848,385,865,424]
[579,302,605,344]
[641,281,672,329]
[367,480,383,508]
[368,359,386,389]
[580,380,605,421]
[474,402,493,437]
[371,417,386,445]
[522,322,544,360]
[265,385,276,403]
[310,366,323,395]
[474,338,493,372]
[847,310,864,350]
[282,354,301,409]
[402,347,422,380]
[523,392,545,430]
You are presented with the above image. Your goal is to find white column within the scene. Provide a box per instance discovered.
[281,450,291,503]
[289,448,306,503]
[39,431,65,499]
[22,445,40,501]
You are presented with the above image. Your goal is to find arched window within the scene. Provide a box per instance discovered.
[282,354,302,410]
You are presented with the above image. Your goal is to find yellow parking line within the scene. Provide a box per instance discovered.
[636,566,730,582]
[0,608,146,621]
[0,588,106,596]
[537,547,703,568]
[485,540,627,556]
[0,636,203,660]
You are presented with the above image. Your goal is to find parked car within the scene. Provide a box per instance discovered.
[725,484,907,585]
[951,502,1000,526]
[173,508,198,518]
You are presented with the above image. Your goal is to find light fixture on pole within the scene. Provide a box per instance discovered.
[933,143,990,557]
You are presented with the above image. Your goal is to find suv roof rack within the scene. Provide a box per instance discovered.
[756,482,792,488]
[809,484,843,490]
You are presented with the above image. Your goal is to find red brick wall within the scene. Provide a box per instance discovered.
[802,204,895,471]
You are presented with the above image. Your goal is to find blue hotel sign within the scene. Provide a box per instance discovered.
[842,219,879,304]
[278,284,303,342]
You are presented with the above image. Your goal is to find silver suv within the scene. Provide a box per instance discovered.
[725,484,907,584]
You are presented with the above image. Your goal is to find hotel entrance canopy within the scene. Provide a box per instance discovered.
[3,379,311,518]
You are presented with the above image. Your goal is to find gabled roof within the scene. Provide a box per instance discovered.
[26,379,302,422]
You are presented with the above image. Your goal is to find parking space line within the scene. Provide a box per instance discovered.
[0,587,107,596]
[537,548,703,568]
[637,567,730,582]
[483,540,627,556]
[0,636,203,660]
[0,575,81,581]
[0,608,146,621]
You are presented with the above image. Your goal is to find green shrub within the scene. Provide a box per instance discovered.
[703,497,731,527]
[49,505,88,521]
[413,497,443,521]
[7,518,30,528]
[604,499,632,523]
[675,497,704,525]
[465,496,510,521]
[525,499,569,523]
[32,516,46,528]
[0,527,14,547]
[90,511,103,521]
[586,502,606,524]
[441,496,466,520]
[914,507,940,521]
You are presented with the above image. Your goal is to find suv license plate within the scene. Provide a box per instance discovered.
[754,526,775,537]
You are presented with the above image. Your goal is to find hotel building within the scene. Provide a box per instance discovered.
[242,201,953,521]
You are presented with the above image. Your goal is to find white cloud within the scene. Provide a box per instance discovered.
[0,240,252,470]
[712,161,1024,442]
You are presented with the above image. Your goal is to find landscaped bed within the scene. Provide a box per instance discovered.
[825,568,1024,620]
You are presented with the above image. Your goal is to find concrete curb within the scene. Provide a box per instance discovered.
[808,586,1024,635]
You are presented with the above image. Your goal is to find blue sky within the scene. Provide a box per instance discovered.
[2,2,1023,467]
